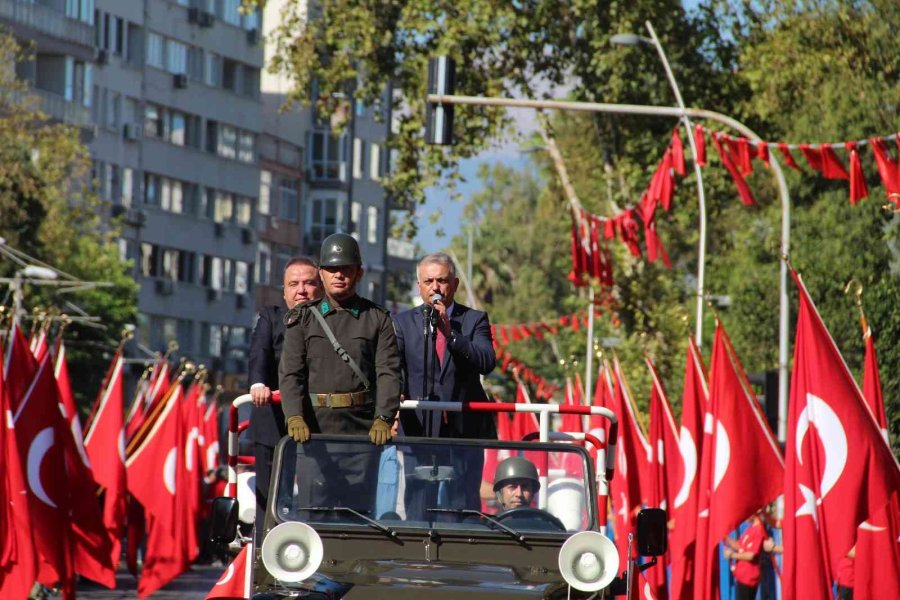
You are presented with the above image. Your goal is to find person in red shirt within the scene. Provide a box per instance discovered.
[723,512,771,600]
[835,544,856,600]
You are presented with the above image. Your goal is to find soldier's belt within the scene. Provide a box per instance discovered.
[312,391,367,408]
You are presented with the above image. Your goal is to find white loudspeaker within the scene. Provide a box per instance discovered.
[261,522,324,583]
[558,530,619,592]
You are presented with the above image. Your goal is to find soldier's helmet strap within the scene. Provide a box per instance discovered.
[308,306,371,392]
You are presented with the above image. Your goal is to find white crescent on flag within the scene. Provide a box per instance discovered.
[27,426,57,508]
[713,420,730,491]
[673,427,697,509]
[164,446,177,495]
[796,393,848,499]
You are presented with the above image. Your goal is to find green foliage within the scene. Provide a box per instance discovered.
[0,28,137,408]
[265,1,900,456]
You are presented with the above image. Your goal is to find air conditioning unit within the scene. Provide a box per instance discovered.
[94,48,109,65]
[187,7,200,23]
[236,294,246,309]
[173,73,188,89]
[241,227,255,244]
[198,11,215,27]
[214,222,225,237]
[125,208,147,227]
[246,28,259,45]
[155,279,175,296]
[123,122,142,141]
[207,288,223,302]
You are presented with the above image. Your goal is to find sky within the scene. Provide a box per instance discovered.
[416,106,544,254]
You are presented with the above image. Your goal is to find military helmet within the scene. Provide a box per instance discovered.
[493,456,540,492]
[319,232,361,267]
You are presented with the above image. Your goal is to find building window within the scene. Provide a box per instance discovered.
[235,196,252,226]
[222,0,241,26]
[178,251,195,283]
[308,197,341,245]
[218,124,237,159]
[370,142,381,181]
[146,32,164,69]
[353,138,364,179]
[350,201,361,235]
[187,46,204,81]
[205,52,220,87]
[122,168,133,207]
[367,206,379,244]
[166,39,187,75]
[278,178,298,221]
[222,58,237,92]
[259,170,271,216]
[238,131,255,163]
[144,104,162,138]
[169,110,185,146]
[214,192,234,223]
[140,243,159,277]
[234,261,249,295]
[308,130,346,181]
[144,173,161,206]
[256,242,271,285]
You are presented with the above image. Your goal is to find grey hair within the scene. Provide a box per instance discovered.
[417,252,456,279]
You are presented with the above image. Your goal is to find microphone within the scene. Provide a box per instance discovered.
[431,293,444,305]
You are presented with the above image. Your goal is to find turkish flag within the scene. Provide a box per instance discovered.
[645,357,679,600]
[588,362,614,449]
[694,322,783,600]
[54,340,91,473]
[609,356,652,577]
[205,543,252,599]
[669,338,709,600]
[862,330,889,442]
[12,355,73,592]
[783,271,900,600]
[31,329,50,363]
[559,376,583,434]
[201,399,221,475]
[853,492,900,600]
[3,321,38,412]
[126,360,172,443]
[83,351,127,569]
[0,342,37,600]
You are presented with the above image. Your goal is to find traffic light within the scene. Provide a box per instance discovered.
[425,56,455,145]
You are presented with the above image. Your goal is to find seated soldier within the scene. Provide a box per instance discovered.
[493,456,540,511]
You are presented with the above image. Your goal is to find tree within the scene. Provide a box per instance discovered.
[0,28,138,408]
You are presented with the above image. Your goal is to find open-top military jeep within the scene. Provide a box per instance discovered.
[211,397,665,599]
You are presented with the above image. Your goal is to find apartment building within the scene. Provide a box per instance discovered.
[2,0,405,388]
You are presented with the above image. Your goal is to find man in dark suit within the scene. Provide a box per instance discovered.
[393,252,497,439]
[248,256,319,539]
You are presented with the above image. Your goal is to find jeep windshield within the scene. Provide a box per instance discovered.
[270,435,597,536]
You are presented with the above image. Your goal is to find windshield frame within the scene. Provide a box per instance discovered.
[268,434,599,538]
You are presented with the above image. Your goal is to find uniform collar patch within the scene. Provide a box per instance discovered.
[320,301,331,315]
[320,299,361,318]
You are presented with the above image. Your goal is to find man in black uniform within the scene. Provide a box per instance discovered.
[278,233,401,508]
[248,256,319,540]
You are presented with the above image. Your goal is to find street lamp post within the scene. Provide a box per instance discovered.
[612,21,709,350]
[426,92,792,442]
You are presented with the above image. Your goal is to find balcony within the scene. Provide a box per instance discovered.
[17,87,92,128]
[0,0,94,48]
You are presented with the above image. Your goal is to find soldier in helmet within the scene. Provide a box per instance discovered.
[493,456,540,511]
[278,232,402,442]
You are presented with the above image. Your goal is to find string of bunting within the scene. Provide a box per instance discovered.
[569,127,900,283]
[490,300,619,346]
[494,345,558,401]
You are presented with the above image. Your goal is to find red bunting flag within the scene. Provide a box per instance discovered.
[755,141,770,167]
[672,128,686,176]
[777,143,802,171]
[711,132,756,206]
[669,339,709,600]
[820,144,850,180]
[783,270,900,600]
[693,322,783,600]
[845,142,869,205]
[694,124,706,167]
[798,144,823,172]
[869,136,900,197]
[205,543,252,599]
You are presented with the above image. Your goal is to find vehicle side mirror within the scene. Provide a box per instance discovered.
[209,496,239,545]
[636,508,667,556]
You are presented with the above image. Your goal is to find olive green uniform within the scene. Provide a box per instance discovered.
[278,294,402,434]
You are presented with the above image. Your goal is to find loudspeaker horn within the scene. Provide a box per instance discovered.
[261,521,324,583]
[558,530,619,592]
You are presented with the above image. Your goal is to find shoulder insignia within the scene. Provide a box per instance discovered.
[283,305,304,327]
[320,301,330,315]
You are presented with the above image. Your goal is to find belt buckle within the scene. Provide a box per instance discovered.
[324,393,332,407]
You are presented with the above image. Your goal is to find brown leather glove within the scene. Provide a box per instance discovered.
[369,418,392,445]
[287,415,310,443]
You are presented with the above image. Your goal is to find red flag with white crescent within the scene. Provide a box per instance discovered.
[862,329,889,442]
[645,357,678,600]
[0,340,37,600]
[783,271,900,600]
[609,356,652,579]
[83,351,127,569]
[694,322,783,600]
[205,543,252,599]
[3,321,38,412]
[669,338,709,600]
[12,355,73,593]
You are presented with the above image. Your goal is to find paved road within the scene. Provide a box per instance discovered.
[76,564,224,599]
